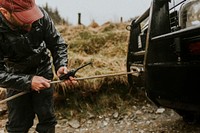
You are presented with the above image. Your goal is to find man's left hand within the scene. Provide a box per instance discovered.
[57,66,77,85]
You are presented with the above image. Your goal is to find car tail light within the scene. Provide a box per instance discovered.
[188,41,200,55]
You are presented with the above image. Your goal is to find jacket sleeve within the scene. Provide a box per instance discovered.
[41,8,68,72]
[0,51,33,91]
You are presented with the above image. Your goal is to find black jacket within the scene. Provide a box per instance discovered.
[0,8,68,91]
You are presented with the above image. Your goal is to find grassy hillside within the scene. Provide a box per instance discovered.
[55,22,130,93]
[52,22,139,117]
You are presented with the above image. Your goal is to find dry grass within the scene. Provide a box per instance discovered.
[52,22,141,118]
[55,22,130,92]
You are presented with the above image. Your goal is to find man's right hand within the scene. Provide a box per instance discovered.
[31,76,51,92]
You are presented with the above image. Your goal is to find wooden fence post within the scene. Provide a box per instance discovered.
[120,17,123,23]
[78,13,81,25]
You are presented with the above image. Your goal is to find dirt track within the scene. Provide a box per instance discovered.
[1,89,200,133]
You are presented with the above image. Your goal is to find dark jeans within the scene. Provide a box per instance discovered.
[6,87,57,133]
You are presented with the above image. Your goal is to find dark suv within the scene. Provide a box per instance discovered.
[127,0,200,123]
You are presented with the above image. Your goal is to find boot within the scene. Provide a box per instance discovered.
[46,127,55,133]
[38,127,55,133]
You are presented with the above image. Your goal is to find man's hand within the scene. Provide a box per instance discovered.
[57,66,77,85]
[31,76,51,92]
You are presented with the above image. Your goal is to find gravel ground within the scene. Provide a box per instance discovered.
[1,89,200,133]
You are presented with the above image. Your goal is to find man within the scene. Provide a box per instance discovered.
[0,0,76,132]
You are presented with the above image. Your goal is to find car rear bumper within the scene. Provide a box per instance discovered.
[145,62,200,111]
